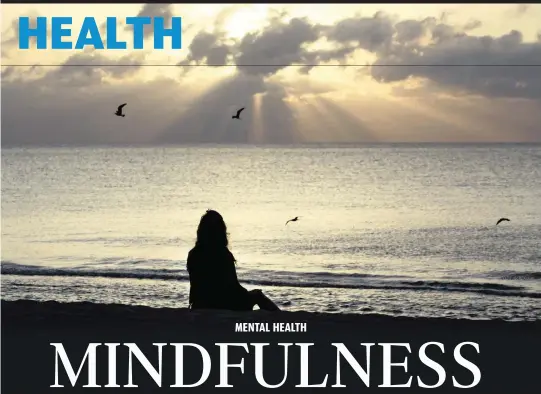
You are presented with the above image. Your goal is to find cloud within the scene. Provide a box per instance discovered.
[515,4,531,16]
[369,30,541,99]
[1,19,20,56]
[35,52,145,87]
[224,10,541,100]
[1,73,195,146]
[125,4,174,38]
[176,10,540,102]
[1,51,301,145]
[178,30,233,68]
[234,17,323,76]
[3,7,541,145]
[326,12,395,53]
[463,19,482,32]
[178,15,325,76]
[173,16,330,76]
[272,12,540,100]
[1,50,168,146]
[1,11,44,58]
[1,66,15,79]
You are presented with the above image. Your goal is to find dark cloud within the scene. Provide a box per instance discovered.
[175,5,246,69]
[278,12,541,100]
[178,30,233,68]
[178,16,325,76]
[178,10,531,103]
[369,30,541,99]
[394,19,429,44]
[234,17,323,76]
[178,16,326,77]
[3,8,541,146]
[35,52,145,87]
[431,22,464,43]
[326,12,394,53]
[299,46,356,74]
[183,31,219,62]
[463,19,482,32]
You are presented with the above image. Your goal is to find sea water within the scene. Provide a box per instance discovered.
[2,144,540,320]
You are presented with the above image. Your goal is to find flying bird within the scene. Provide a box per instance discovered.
[496,218,510,225]
[232,107,245,120]
[115,103,127,117]
[285,217,300,226]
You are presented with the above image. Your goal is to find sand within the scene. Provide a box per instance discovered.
[2,299,540,393]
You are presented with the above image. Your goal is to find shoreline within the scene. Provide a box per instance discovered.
[3,299,541,325]
[2,300,541,392]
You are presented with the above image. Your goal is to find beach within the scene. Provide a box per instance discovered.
[2,145,541,321]
[3,1,541,392]
[2,145,540,392]
[2,299,540,393]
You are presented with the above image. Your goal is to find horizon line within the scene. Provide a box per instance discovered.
[4,64,541,67]
[3,142,540,148]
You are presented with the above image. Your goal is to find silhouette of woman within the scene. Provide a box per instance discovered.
[187,210,280,311]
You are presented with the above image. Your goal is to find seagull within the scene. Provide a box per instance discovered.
[285,217,300,226]
[496,218,510,225]
[115,103,127,117]
[232,107,245,120]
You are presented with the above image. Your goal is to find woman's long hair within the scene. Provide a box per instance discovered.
[195,209,230,250]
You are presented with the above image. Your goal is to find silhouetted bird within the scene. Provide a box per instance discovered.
[285,217,300,225]
[232,108,245,119]
[115,103,127,117]
[496,218,510,225]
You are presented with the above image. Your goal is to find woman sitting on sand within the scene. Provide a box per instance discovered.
[187,210,280,312]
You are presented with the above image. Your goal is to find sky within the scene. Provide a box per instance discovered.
[1,3,541,145]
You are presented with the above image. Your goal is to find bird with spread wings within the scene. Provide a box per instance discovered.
[115,103,127,117]
[232,107,245,119]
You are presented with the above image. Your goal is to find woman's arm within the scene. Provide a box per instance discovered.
[223,252,254,308]
[224,252,247,288]
[187,251,202,308]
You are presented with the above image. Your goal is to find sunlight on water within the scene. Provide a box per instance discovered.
[2,145,541,320]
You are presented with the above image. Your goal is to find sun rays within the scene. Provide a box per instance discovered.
[4,2,541,144]
[251,93,265,143]
[154,64,539,145]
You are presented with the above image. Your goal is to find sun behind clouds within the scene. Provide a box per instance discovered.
[222,5,272,39]
[2,3,541,144]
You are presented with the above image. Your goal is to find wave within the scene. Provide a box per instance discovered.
[1,262,187,281]
[2,262,540,300]
[487,271,541,281]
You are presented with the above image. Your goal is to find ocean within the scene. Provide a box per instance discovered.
[2,145,540,321]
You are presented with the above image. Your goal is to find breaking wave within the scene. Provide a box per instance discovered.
[2,261,540,300]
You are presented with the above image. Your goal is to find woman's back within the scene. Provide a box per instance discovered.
[187,246,252,310]
[186,210,279,312]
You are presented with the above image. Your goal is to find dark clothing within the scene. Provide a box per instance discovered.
[187,246,255,311]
